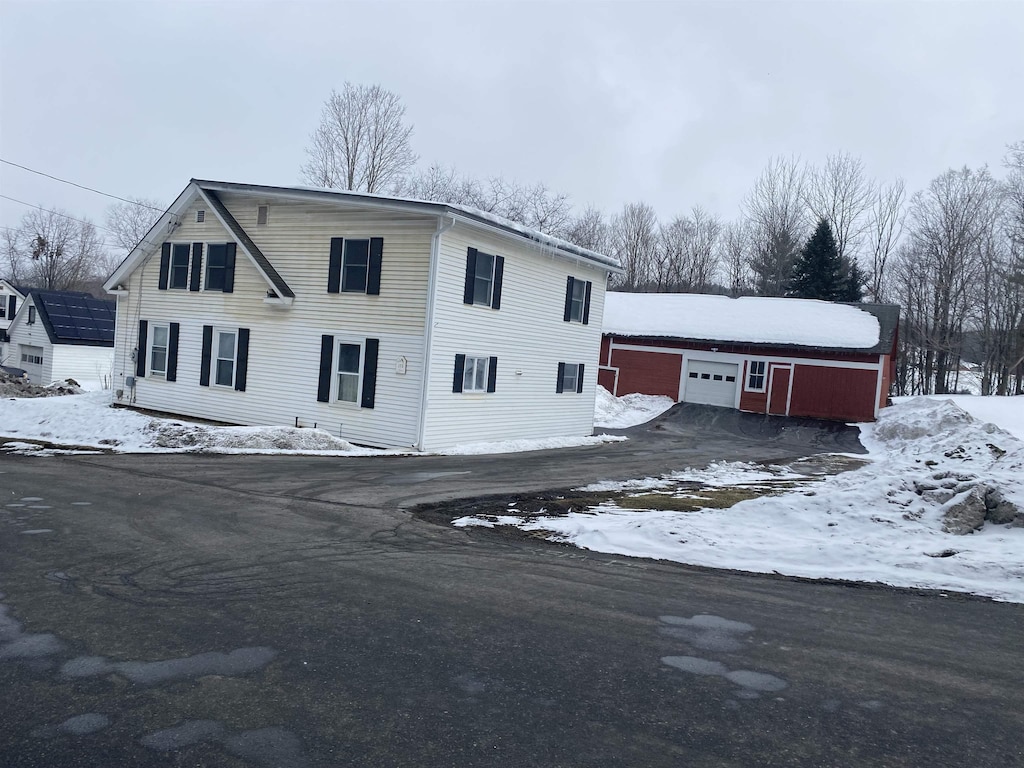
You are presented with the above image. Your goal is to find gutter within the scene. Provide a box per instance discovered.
[414,213,455,451]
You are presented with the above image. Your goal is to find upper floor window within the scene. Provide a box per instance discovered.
[169,244,190,289]
[206,244,228,291]
[747,360,767,391]
[27,306,36,324]
[328,237,383,295]
[563,277,592,324]
[463,248,504,309]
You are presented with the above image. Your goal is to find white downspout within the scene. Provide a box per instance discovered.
[414,214,455,450]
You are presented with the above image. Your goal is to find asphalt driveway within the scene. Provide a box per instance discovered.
[1,407,1021,767]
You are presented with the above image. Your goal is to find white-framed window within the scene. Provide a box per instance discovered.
[150,323,169,376]
[571,282,586,322]
[169,243,190,289]
[342,239,370,293]
[560,363,580,393]
[28,306,36,324]
[746,360,767,391]
[463,355,489,392]
[205,244,227,291]
[473,252,495,306]
[214,329,237,387]
[336,341,362,403]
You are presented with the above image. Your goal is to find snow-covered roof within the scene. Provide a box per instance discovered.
[603,292,885,351]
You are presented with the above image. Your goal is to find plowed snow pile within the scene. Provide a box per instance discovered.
[456,398,1024,602]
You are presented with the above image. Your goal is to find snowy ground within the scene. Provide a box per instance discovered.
[456,396,1024,603]
[0,389,637,456]
[4,384,1022,602]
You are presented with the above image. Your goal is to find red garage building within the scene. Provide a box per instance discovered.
[599,293,900,422]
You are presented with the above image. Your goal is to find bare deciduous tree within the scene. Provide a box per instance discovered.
[565,206,609,254]
[609,202,658,290]
[804,152,875,267]
[3,208,108,291]
[301,83,417,193]
[721,221,753,297]
[655,207,722,293]
[104,197,165,254]
[867,179,905,301]
[742,156,808,296]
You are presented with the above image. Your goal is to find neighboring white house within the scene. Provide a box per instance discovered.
[5,290,116,386]
[103,179,621,450]
[0,279,28,367]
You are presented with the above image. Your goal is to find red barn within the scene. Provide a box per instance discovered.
[599,293,900,422]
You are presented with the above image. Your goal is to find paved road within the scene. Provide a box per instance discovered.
[1,408,1021,767]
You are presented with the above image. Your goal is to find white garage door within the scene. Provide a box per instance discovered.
[19,344,44,384]
[683,360,739,408]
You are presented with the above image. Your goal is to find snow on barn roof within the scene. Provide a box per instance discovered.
[603,292,883,350]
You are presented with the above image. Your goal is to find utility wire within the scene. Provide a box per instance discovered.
[0,194,120,235]
[0,158,166,213]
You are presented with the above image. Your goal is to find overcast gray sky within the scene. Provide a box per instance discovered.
[1,0,1021,246]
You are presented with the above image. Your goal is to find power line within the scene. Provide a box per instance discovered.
[0,194,120,235]
[0,158,166,213]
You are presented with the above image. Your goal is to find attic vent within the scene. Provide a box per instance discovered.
[196,210,206,223]
[257,205,269,225]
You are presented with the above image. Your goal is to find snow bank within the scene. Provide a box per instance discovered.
[457,398,1024,603]
[593,385,675,429]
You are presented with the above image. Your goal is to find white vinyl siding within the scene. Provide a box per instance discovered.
[420,221,608,450]
[110,195,434,448]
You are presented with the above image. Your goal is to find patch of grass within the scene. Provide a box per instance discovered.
[620,485,777,511]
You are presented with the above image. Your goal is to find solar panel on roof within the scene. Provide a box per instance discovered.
[35,291,115,344]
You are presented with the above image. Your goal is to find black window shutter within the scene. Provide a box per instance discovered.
[234,328,249,391]
[360,338,379,408]
[7,296,15,318]
[199,325,213,386]
[453,354,466,393]
[463,248,477,305]
[556,362,565,393]
[223,243,236,293]
[563,276,574,322]
[367,238,383,295]
[189,242,204,291]
[582,281,592,325]
[136,320,148,378]
[167,323,179,382]
[486,356,498,393]
[158,243,171,290]
[317,335,334,402]
[577,363,586,393]
[491,255,504,309]
[328,238,343,294]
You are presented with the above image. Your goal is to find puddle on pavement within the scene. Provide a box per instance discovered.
[0,605,64,661]
[61,646,277,685]
[658,614,754,652]
[141,720,310,768]
[659,613,788,697]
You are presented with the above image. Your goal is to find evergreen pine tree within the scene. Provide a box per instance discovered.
[840,260,864,302]
[789,218,843,300]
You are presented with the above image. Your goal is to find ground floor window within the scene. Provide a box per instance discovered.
[452,354,497,393]
[747,360,767,391]
[150,324,169,376]
[215,330,237,387]
[557,362,585,393]
[336,341,362,402]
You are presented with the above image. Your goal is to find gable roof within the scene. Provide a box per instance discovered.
[103,179,620,295]
[0,279,30,298]
[603,292,900,354]
[30,290,116,346]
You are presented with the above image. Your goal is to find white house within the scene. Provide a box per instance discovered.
[5,290,116,385]
[0,278,28,366]
[103,180,621,450]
